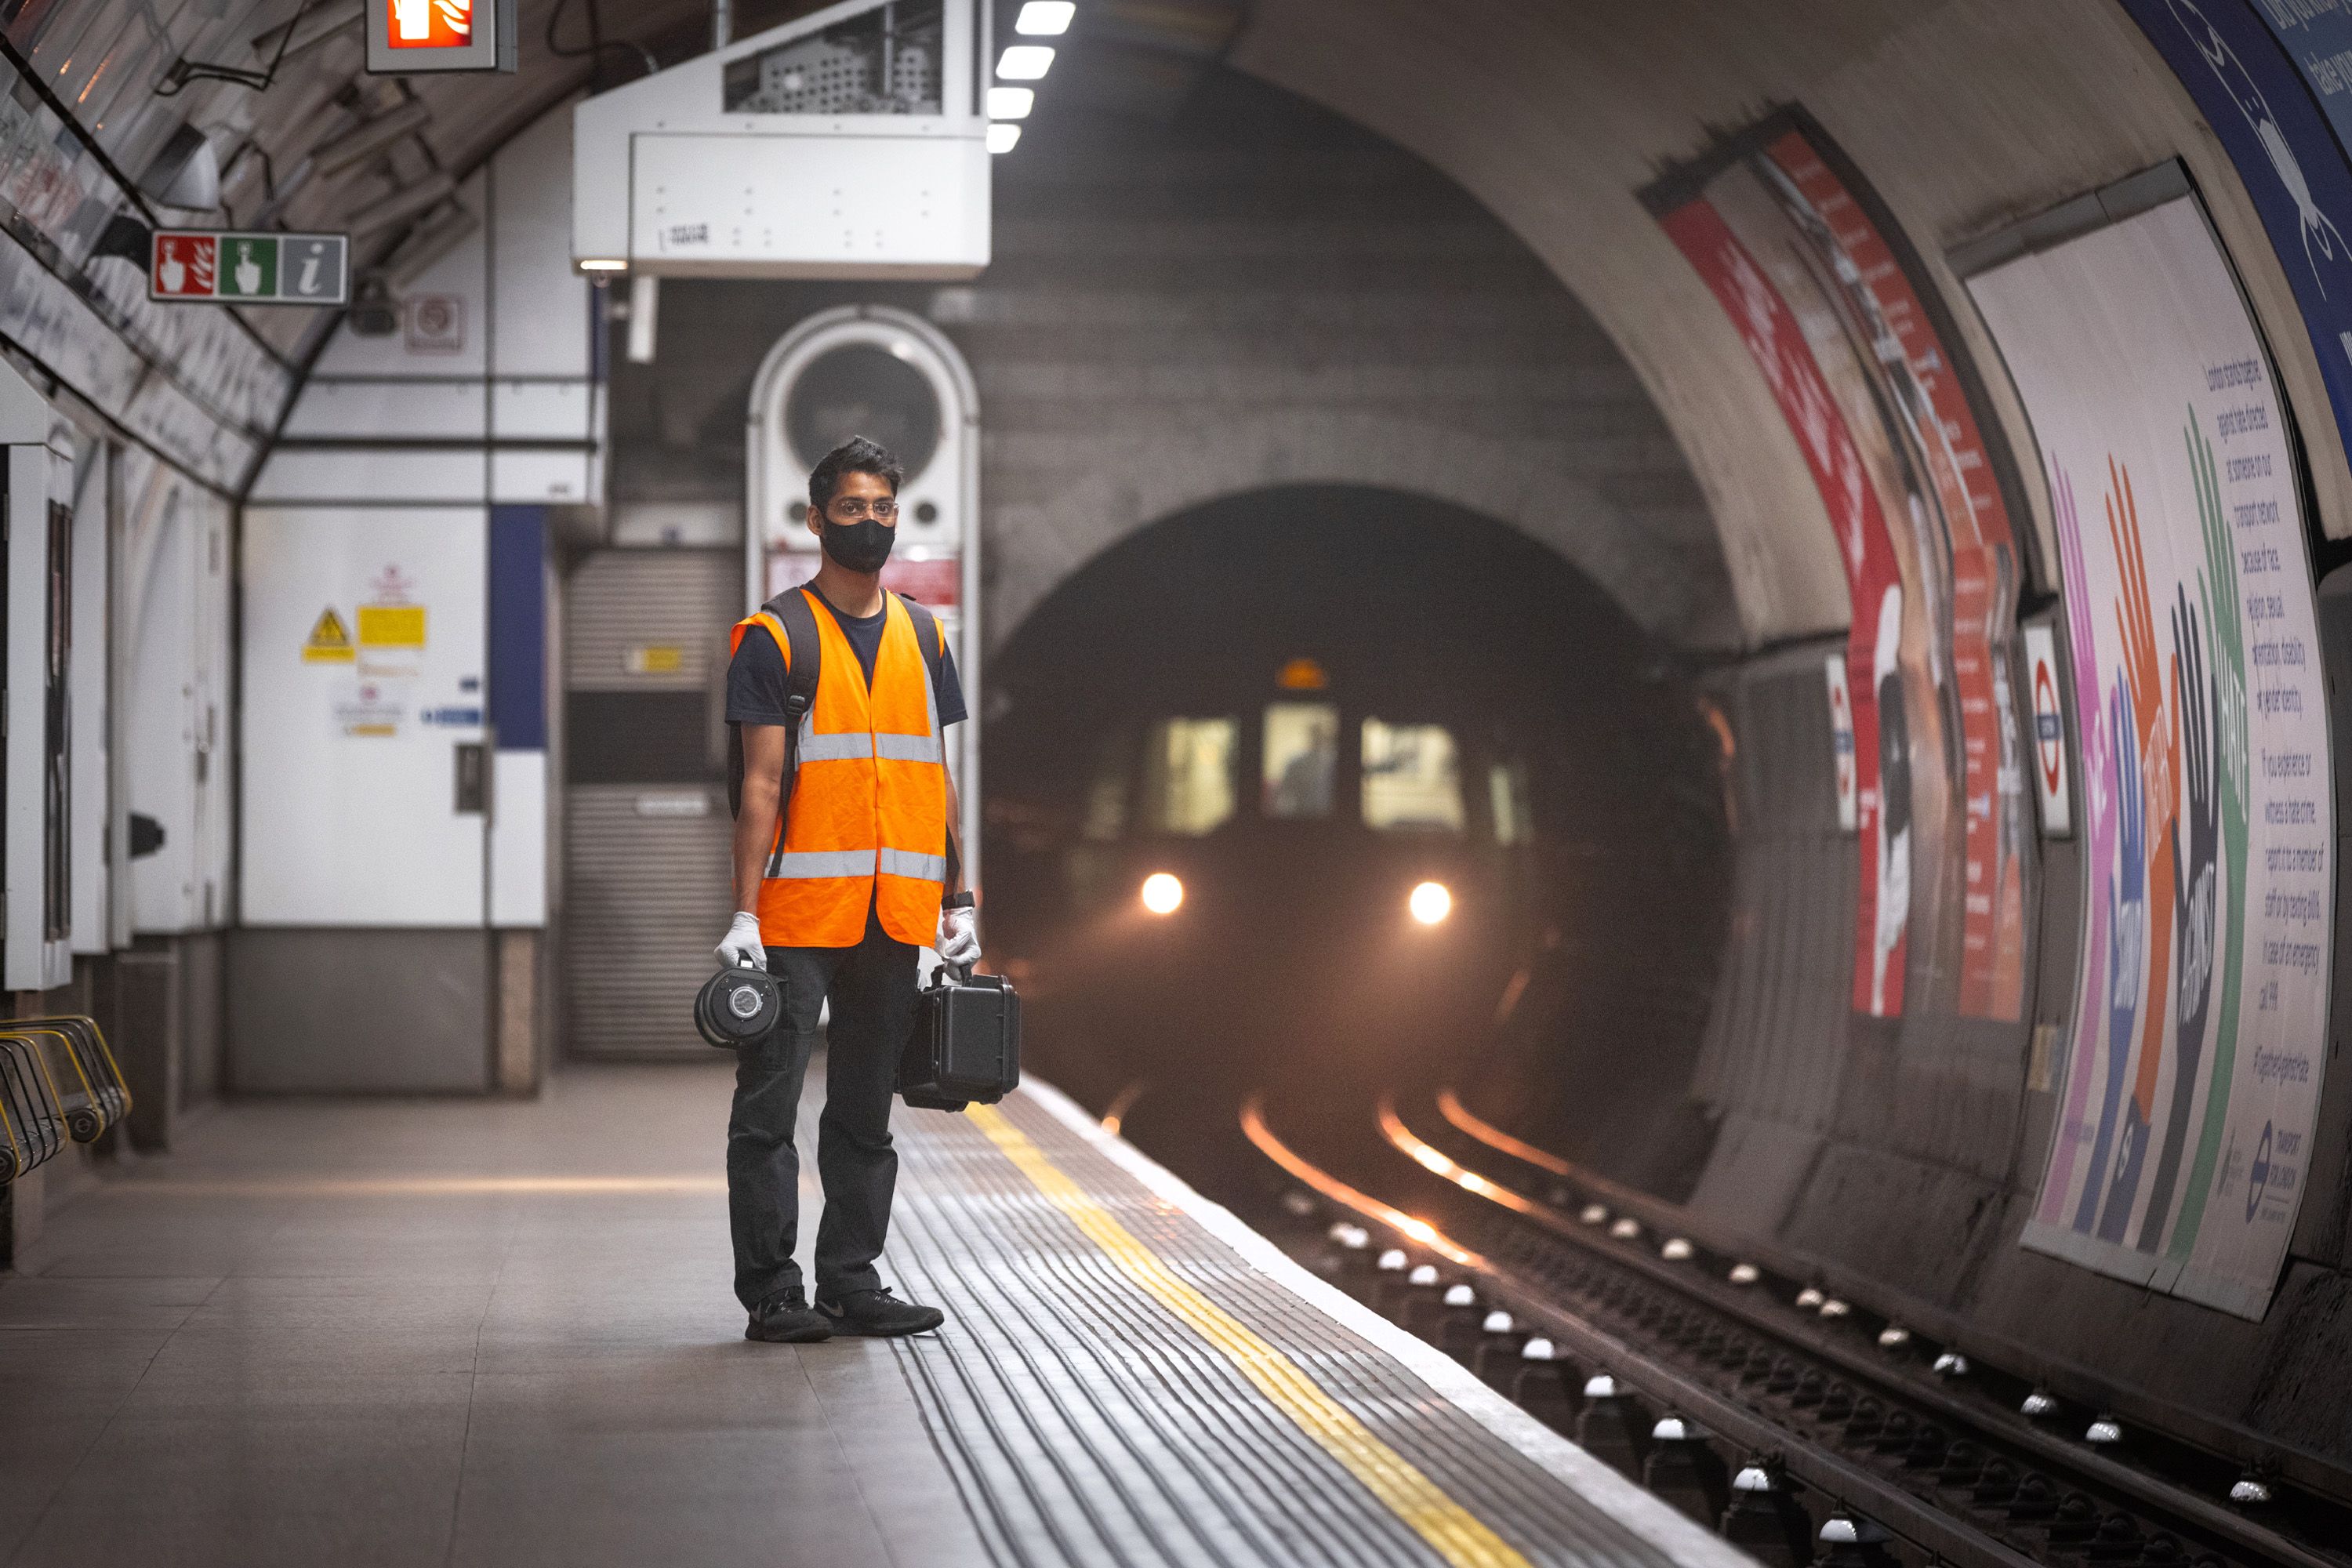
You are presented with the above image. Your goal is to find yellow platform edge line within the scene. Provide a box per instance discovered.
[967,1102,1536,1568]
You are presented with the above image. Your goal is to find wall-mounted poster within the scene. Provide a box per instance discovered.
[1647,114,2032,1022]
[1969,187,2332,1319]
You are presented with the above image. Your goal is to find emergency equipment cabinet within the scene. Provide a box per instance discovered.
[572,0,990,279]
[0,362,77,990]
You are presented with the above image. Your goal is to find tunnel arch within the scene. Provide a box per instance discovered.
[980,404,1728,660]
[982,479,1734,1174]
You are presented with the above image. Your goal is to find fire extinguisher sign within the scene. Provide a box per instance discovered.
[151,231,350,307]
[365,0,517,74]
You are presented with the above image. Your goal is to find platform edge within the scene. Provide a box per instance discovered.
[1014,1077,1760,1568]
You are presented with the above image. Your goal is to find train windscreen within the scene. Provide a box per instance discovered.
[1361,720,1463,833]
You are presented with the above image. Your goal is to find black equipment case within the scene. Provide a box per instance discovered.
[898,965,1021,1111]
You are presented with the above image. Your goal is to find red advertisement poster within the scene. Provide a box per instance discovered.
[1653,117,2031,1023]
[1661,198,1911,1014]
[1762,131,2027,1019]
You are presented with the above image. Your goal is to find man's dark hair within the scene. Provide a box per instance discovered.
[808,435,903,513]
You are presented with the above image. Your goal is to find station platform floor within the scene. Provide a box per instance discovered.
[0,1063,1748,1568]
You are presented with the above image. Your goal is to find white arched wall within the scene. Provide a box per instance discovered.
[1232,0,2352,648]
[985,405,1704,656]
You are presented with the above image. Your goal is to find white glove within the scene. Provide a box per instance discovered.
[936,903,981,969]
[716,911,768,970]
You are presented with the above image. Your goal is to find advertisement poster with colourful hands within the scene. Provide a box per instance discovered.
[1969,193,2331,1319]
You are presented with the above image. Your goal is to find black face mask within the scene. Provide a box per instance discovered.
[818,517,896,574]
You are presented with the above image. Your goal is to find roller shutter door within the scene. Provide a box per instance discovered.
[561,548,737,1058]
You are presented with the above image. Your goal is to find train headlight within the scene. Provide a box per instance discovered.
[1141,873,1185,915]
[1408,880,1452,925]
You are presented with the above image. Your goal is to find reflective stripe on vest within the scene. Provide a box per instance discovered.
[729,589,949,949]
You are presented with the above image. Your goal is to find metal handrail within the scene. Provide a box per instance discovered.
[16,1015,130,1130]
[0,1018,129,1144]
[0,1035,65,1181]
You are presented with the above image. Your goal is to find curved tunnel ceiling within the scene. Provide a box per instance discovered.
[1226,0,2352,649]
[15,0,2346,655]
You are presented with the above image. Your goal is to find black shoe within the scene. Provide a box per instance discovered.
[746,1288,832,1343]
[815,1287,946,1337]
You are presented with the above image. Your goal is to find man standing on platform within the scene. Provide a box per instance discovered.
[716,434,978,1343]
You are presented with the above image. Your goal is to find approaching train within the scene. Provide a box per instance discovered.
[992,650,1541,1167]
[978,488,1730,1190]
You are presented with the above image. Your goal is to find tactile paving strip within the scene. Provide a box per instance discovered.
[857,1087,1708,1568]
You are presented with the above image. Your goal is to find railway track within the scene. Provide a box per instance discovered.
[1237,1089,2352,1568]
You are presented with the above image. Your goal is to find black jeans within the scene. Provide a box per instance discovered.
[727,901,918,1310]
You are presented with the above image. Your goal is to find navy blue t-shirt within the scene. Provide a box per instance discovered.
[726,589,967,730]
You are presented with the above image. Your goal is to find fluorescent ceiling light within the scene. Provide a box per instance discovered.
[987,86,1035,120]
[1015,2,1075,34]
[997,45,1054,80]
[579,258,629,271]
[986,123,1023,154]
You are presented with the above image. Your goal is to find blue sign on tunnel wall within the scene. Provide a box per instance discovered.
[2120,1,2352,473]
[2249,0,2352,147]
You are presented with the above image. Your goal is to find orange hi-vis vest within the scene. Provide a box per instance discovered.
[730,588,949,948]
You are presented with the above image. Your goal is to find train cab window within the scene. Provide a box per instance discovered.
[1141,717,1237,835]
[1262,702,1339,819]
[1362,719,1465,833]
[1489,760,1533,846]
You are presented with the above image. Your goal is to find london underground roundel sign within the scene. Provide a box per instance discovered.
[2022,620,2071,837]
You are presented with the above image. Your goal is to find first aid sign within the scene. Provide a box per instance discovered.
[367,0,515,73]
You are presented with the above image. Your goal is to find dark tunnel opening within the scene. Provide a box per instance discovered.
[982,485,1734,1207]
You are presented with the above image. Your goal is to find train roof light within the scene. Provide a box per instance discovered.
[997,45,1054,80]
[1014,2,1076,34]
[986,124,1022,155]
[988,86,1035,120]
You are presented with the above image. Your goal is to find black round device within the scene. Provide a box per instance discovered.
[695,967,783,1049]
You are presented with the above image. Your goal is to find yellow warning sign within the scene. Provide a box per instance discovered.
[625,644,685,675]
[303,608,354,663]
[358,604,426,648]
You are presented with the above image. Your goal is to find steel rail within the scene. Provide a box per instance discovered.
[1242,1094,2045,1568]
[1242,1091,2349,1568]
[1434,1086,2352,1515]
[1385,1095,2345,1568]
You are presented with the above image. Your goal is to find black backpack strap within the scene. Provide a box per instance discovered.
[728,587,823,820]
[769,587,822,725]
[897,593,948,702]
[895,593,959,890]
